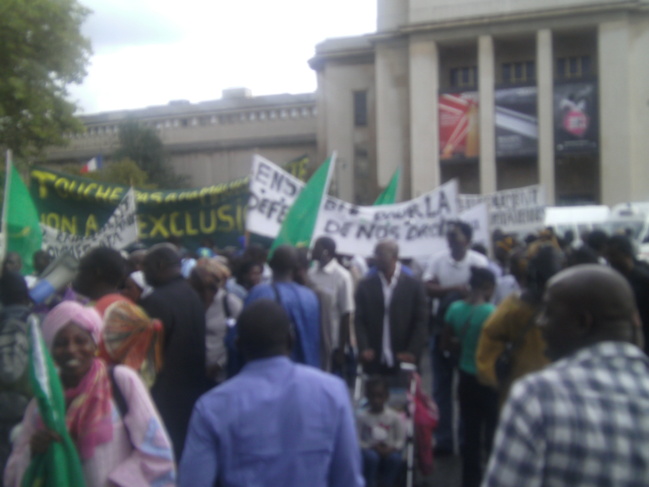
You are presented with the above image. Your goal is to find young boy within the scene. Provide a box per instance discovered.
[356,376,406,487]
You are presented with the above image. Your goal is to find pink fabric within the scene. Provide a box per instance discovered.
[64,358,114,460]
[4,366,177,487]
[408,373,439,475]
[41,301,102,350]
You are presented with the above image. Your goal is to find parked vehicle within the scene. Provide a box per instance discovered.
[544,205,610,245]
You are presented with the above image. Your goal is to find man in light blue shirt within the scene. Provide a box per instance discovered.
[179,299,364,487]
[245,245,321,368]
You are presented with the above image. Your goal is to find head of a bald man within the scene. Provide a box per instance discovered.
[538,264,639,361]
[237,299,293,360]
[374,239,399,277]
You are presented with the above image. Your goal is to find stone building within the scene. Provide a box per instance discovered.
[44,88,318,187]
[310,0,649,205]
[47,0,649,207]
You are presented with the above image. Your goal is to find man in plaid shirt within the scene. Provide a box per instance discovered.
[482,264,649,487]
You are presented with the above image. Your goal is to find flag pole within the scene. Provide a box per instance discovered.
[1,150,11,266]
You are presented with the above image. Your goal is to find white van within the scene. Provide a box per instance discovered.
[544,205,610,245]
[604,202,649,261]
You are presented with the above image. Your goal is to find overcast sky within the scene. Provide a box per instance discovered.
[69,0,377,114]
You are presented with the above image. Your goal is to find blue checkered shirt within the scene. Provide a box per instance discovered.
[482,341,649,487]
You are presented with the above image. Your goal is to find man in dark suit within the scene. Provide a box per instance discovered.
[355,240,428,375]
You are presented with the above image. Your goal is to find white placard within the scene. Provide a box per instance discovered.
[42,188,138,259]
[458,184,545,236]
[312,180,459,258]
[460,202,491,255]
[246,155,304,238]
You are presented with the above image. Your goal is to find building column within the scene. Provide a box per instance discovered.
[478,35,496,194]
[536,29,555,205]
[598,20,631,205]
[409,36,440,196]
[376,41,409,195]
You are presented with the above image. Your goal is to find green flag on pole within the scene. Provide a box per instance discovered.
[270,155,335,252]
[3,152,42,275]
[373,168,401,206]
[22,316,86,487]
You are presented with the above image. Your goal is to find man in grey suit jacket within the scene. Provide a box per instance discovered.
[355,240,428,375]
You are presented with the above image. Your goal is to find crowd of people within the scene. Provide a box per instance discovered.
[0,221,648,487]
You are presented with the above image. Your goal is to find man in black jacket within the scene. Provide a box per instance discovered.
[141,244,211,461]
[355,240,428,375]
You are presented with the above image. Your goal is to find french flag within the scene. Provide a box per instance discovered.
[81,155,102,174]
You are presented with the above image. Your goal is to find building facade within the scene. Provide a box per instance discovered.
[45,89,318,187]
[310,0,649,206]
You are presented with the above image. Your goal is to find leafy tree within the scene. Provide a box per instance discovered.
[114,119,189,188]
[0,0,92,158]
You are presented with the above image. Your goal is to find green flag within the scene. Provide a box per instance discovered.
[373,168,400,205]
[270,155,335,252]
[22,316,86,487]
[3,154,42,275]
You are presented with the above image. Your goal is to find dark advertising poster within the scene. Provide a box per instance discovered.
[495,86,538,157]
[439,91,479,161]
[554,81,598,154]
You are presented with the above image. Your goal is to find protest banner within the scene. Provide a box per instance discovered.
[458,184,545,236]
[312,180,459,259]
[41,188,138,259]
[30,167,250,249]
[246,155,304,238]
[459,202,491,255]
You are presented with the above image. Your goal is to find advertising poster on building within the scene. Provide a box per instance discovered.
[495,86,538,157]
[554,81,598,154]
[439,91,480,161]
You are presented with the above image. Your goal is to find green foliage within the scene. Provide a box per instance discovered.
[0,0,92,158]
[114,119,189,189]
[94,158,153,187]
[59,158,155,188]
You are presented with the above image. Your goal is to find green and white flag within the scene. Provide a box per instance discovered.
[373,168,401,206]
[2,152,42,275]
[270,154,336,252]
[22,316,86,487]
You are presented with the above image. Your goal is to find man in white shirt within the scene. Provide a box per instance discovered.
[309,236,355,378]
[423,220,488,455]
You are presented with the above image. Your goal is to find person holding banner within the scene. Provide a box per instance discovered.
[355,240,428,376]
[4,301,176,487]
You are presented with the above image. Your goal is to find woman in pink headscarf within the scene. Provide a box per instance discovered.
[4,302,177,487]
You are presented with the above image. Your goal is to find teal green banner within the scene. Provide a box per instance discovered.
[30,167,249,249]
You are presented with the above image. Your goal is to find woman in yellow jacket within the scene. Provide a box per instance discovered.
[476,244,563,403]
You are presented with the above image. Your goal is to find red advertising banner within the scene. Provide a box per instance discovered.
[439,92,480,161]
